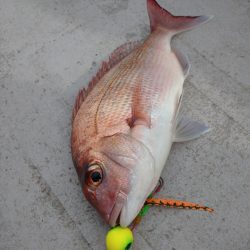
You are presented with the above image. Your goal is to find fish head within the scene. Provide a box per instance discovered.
[72,133,155,227]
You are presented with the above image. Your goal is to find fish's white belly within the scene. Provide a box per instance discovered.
[149,109,176,188]
[133,71,184,192]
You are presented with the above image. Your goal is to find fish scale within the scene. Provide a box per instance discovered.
[77,36,166,138]
[95,43,170,133]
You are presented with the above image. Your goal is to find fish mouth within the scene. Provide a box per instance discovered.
[119,149,156,227]
[108,191,127,227]
[119,192,148,227]
[108,190,147,228]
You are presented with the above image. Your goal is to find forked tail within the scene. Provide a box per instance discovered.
[147,0,213,35]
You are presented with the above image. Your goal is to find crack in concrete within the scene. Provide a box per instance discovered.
[187,79,250,138]
[187,43,248,92]
[24,157,94,250]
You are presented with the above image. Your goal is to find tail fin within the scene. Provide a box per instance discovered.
[147,0,213,35]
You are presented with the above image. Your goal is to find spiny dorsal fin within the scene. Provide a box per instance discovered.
[72,41,142,122]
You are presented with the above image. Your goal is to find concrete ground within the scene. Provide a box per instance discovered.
[0,0,249,249]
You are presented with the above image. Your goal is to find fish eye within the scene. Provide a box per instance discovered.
[91,171,102,182]
[86,163,103,187]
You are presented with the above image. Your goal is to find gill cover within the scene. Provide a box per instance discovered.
[99,133,155,227]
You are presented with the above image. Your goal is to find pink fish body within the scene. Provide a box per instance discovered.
[71,0,212,227]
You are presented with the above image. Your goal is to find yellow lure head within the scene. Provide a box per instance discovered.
[106,226,134,250]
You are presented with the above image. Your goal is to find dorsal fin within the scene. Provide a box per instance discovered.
[173,48,190,78]
[72,41,142,122]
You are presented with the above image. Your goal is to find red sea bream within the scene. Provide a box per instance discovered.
[71,0,212,227]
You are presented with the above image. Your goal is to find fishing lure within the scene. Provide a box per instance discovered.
[106,178,213,249]
[130,178,213,230]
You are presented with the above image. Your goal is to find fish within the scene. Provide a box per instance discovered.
[71,0,212,227]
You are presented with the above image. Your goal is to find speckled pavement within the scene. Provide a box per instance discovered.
[0,0,249,249]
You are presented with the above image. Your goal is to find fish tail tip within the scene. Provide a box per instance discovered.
[147,0,213,34]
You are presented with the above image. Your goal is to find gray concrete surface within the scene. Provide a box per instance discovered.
[0,0,249,249]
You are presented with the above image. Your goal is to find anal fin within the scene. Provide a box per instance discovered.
[173,115,210,142]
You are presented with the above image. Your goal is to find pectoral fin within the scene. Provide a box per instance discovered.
[173,115,210,142]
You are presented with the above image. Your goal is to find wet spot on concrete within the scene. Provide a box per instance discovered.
[125,32,137,40]
[94,0,129,15]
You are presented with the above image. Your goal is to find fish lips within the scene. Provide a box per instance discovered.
[84,186,126,227]
[108,190,127,226]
